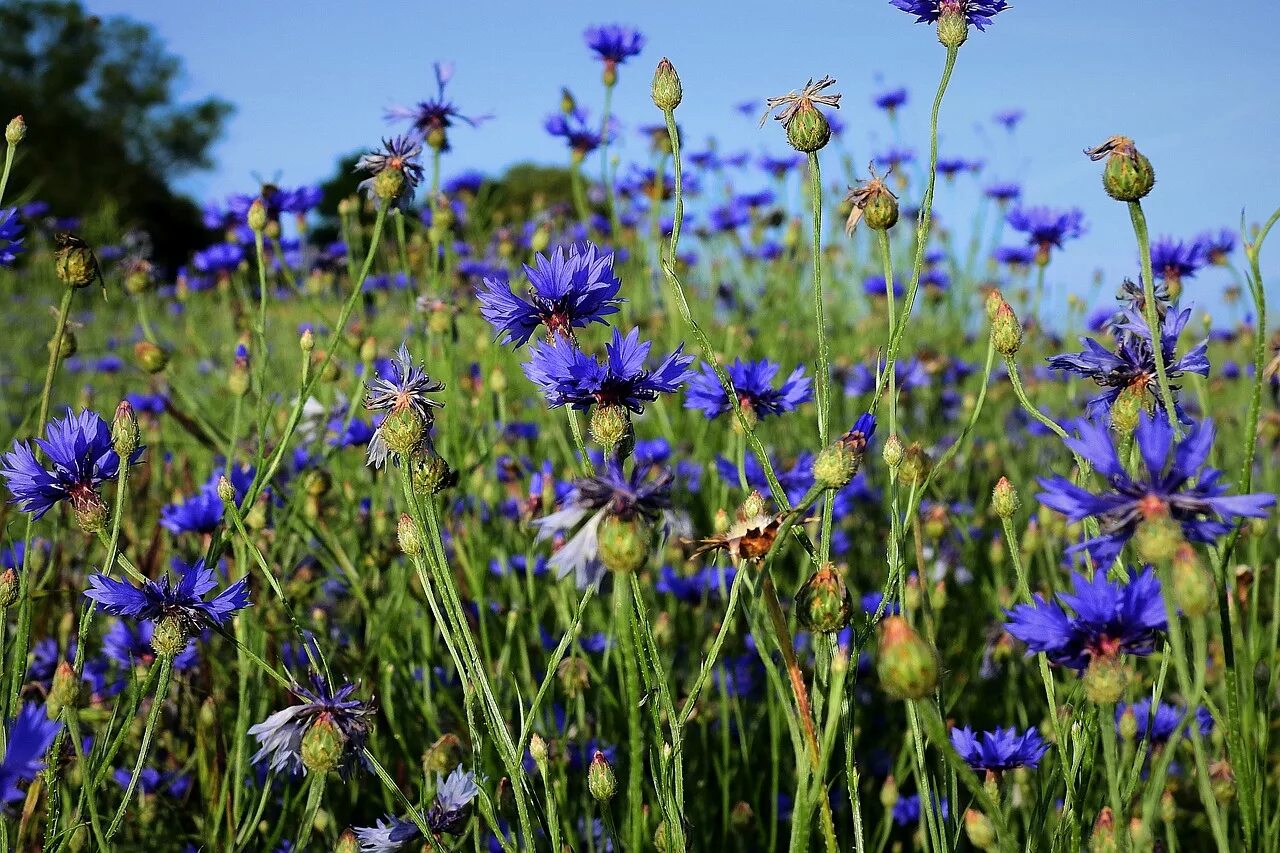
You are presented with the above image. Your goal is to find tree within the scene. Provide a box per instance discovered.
[0,1,232,267]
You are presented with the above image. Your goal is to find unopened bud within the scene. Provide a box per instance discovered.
[397,513,422,556]
[1089,807,1117,853]
[651,58,682,111]
[0,568,18,609]
[964,809,996,850]
[216,476,236,505]
[335,829,360,853]
[556,657,590,697]
[1171,543,1214,617]
[991,299,1023,357]
[796,564,852,633]
[247,199,268,233]
[49,661,80,717]
[1086,136,1155,203]
[786,102,831,153]
[1118,706,1138,741]
[880,774,899,809]
[5,115,26,146]
[111,401,139,458]
[1083,656,1128,705]
[588,750,616,803]
[813,443,858,489]
[900,442,930,486]
[134,341,169,374]
[300,328,315,353]
[876,616,939,699]
[529,733,548,766]
[56,243,97,289]
[598,516,650,574]
[408,449,456,496]
[882,434,904,470]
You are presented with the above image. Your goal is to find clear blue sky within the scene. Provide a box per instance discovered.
[91,1,1280,306]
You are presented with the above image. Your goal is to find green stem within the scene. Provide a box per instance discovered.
[1128,200,1180,435]
[107,656,172,840]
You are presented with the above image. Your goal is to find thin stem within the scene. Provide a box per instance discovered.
[107,656,172,840]
[1128,200,1180,435]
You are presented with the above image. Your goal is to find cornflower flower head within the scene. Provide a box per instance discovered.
[0,703,61,808]
[384,62,491,151]
[949,726,1048,772]
[1198,229,1236,265]
[160,463,254,536]
[249,673,375,778]
[1036,415,1275,566]
[984,181,1021,204]
[364,344,446,468]
[84,558,251,656]
[0,207,25,267]
[355,766,481,849]
[1047,306,1209,424]
[1147,235,1207,288]
[584,24,645,69]
[355,135,426,209]
[535,461,676,587]
[875,146,916,171]
[874,86,908,112]
[1115,277,1172,324]
[477,243,622,347]
[1004,566,1166,672]
[1114,698,1210,744]
[110,767,190,799]
[993,108,1024,130]
[891,0,1010,30]
[2,408,142,525]
[1007,205,1086,264]
[522,327,692,414]
[545,108,616,160]
[759,77,842,153]
[684,359,812,422]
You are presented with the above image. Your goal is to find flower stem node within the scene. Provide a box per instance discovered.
[964,809,997,851]
[111,400,140,458]
[796,564,852,633]
[1082,656,1128,705]
[651,58,683,111]
[300,714,347,775]
[992,476,1020,519]
[876,616,940,699]
[597,516,650,574]
[151,615,190,659]
[397,513,423,556]
[587,750,616,803]
[1085,136,1156,202]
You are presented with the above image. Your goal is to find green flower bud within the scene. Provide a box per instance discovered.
[228,364,250,397]
[900,442,931,487]
[964,809,996,851]
[335,829,360,853]
[53,329,77,359]
[990,299,1023,358]
[1088,808,1118,853]
[216,475,236,506]
[1086,136,1155,202]
[380,408,425,458]
[1082,656,1128,705]
[1118,706,1138,741]
[556,657,590,698]
[373,168,404,203]
[876,616,939,699]
[992,477,1020,519]
[0,568,18,609]
[795,564,852,633]
[300,328,315,353]
[49,661,80,718]
[530,222,552,255]
[730,802,754,832]
[5,115,26,146]
[846,168,899,234]
[588,750,616,803]
[423,734,463,777]
[560,87,577,115]
[985,288,1005,322]
[56,244,98,289]
[598,516,650,574]
[397,513,423,556]
[301,714,347,775]
[1110,384,1144,436]
[247,199,268,233]
[786,102,831,153]
[882,434,904,470]
[589,404,630,451]
[651,58,682,111]
[1171,544,1214,618]
[1160,790,1176,825]
[813,443,858,489]
[879,774,899,810]
[528,732,549,766]
[72,492,108,535]
[134,341,169,374]
[1133,511,1183,565]
[151,615,190,659]
[111,400,140,458]
[1211,761,1235,804]
[408,449,456,496]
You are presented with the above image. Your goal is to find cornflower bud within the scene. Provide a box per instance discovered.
[55,240,98,289]
[111,400,139,458]
[598,516,650,574]
[990,298,1023,357]
[528,733,549,766]
[845,165,899,234]
[876,616,939,699]
[795,564,852,633]
[0,568,18,609]
[380,408,425,457]
[5,115,26,146]
[882,434,904,470]
[651,58,682,111]
[813,443,858,489]
[247,199,268,233]
[397,513,422,556]
[1171,543,1214,618]
[335,830,360,853]
[992,477,1020,519]
[300,328,315,353]
[49,661,80,718]
[1085,136,1155,202]
[1083,656,1128,705]
[588,751,617,803]
[964,809,996,850]
[300,714,347,775]
[134,341,169,374]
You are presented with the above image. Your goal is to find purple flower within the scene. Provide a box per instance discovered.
[522,327,692,414]
[1036,415,1275,566]
[477,243,622,347]
[384,62,490,151]
[892,793,949,827]
[545,109,615,157]
[992,245,1035,266]
[355,767,480,849]
[193,243,244,275]
[250,674,375,778]
[874,87,908,112]
[1115,698,1211,743]
[1007,206,1086,260]
[364,344,446,468]
[535,462,676,587]
[0,207,25,267]
[584,24,645,66]
[2,409,142,519]
[84,558,251,636]
[950,726,1048,772]
[355,135,426,209]
[891,0,1010,30]
[993,109,1024,130]
[111,767,190,799]
[160,463,254,536]
[1004,566,1167,671]
[684,359,812,420]
[0,703,61,807]
[984,182,1021,203]
[1199,229,1236,265]
[874,146,916,170]
[1147,236,1207,283]
[1046,307,1209,424]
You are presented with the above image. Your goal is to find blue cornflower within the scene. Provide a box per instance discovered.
[1147,236,1207,284]
[984,181,1021,204]
[385,62,490,151]
[2,408,142,520]
[992,245,1035,267]
[892,793,949,827]
[85,558,251,644]
[443,170,486,196]
[193,243,244,276]
[1114,698,1211,743]
[1004,567,1167,671]
[874,87,908,112]
[1047,306,1208,424]
[1007,206,1086,262]
[584,24,645,66]
[891,0,1010,29]
[0,703,62,807]
[1037,415,1275,566]
[250,674,375,778]
[535,462,677,587]
[364,344,446,468]
[355,136,426,208]
[950,726,1048,772]
[545,109,615,158]
[863,274,905,299]
[160,463,254,536]
[684,359,812,420]
[1199,229,1236,265]
[477,243,622,347]
[522,327,692,414]
[111,766,191,799]
[758,153,805,178]
[874,146,916,170]
[0,207,25,267]
[355,767,480,849]
[993,109,1024,130]
[937,157,978,179]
